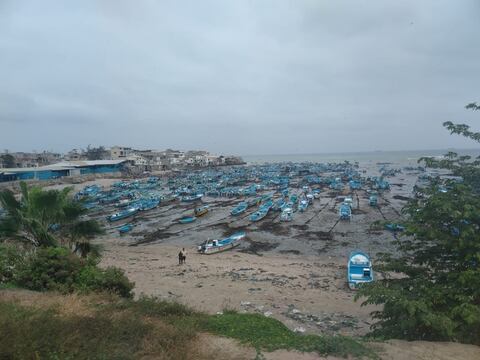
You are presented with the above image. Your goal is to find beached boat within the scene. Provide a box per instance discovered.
[384,223,405,232]
[194,205,209,217]
[250,209,268,222]
[116,199,131,208]
[339,203,352,220]
[347,251,373,290]
[137,198,160,211]
[306,194,314,204]
[369,195,377,207]
[280,207,293,222]
[118,223,134,234]
[260,199,273,211]
[197,231,246,254]
[179,216,196,224]
[298,199,308,212]
[231,202,248,216]
[247,197,262,208]
[344,197,353,208]
[108,207,139,222]
[313,189,321,199]
[181,194,203,202]
[272,198,286,211]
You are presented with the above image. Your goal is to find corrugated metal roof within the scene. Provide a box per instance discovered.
[0,159,126,173]
[54,160,126,167]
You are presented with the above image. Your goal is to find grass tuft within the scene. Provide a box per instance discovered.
[201,312,375,358]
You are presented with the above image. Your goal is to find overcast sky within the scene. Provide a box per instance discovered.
[0,0,479,155]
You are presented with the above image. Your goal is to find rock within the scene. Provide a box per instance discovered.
[264,311,273,317]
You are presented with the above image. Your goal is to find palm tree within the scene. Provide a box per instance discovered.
[0,182,103,257]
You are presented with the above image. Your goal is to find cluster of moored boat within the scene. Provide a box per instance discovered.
[67,161,417,291]
[74,162,401,269]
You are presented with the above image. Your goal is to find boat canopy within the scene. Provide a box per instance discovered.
[350,254,370,265]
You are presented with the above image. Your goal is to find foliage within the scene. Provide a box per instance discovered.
[5,246,134,298]
[202,311,374,358]
[420,102,480,190]
[0,153,15,168]
[15,247,82,293]
[0,243,24,284]
[75,265,134,298]
[357,104,480,344]
[0,182,103,256]
[85,145,109,160]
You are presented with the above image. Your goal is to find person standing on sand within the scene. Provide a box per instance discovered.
[178,249,184,265]
[182,248,187,264]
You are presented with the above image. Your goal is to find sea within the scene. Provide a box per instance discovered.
[242,149,480,166]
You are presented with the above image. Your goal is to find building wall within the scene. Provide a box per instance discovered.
[0,164,124,183]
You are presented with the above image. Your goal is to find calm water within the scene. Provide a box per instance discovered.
[242,149,480,165]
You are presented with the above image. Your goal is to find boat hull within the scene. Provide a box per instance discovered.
[200,241,240,254]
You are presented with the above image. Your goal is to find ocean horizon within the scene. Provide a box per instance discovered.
[241,148,480,165]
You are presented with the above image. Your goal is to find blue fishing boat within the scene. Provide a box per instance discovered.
[344,196,353,208]
[298,199,309,212]
[347,251,373,290]
[339,203,352,220]
[137,198,160,211]
[181,194,203,202]
[118,223,134,234]
[369,195,377,207]
[384,223,405,232]
[250,209,268,222]
[231,202,248,216]
[108,207,139,222]
[260,199,273,211]
[197,231,246,254]
[280,207,293,222]
[116,199,132,208]
[272,198,286,211]
[179,216,197,224]
[247,197,262,208]
[194,205,209,217]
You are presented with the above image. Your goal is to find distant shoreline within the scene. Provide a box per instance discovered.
[241,148,480,164]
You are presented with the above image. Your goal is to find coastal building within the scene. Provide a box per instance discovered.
[64,149,86,161]
[110,146,133,159]
[0,151,62,168]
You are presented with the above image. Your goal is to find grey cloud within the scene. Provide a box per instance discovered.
[0,0,479,155]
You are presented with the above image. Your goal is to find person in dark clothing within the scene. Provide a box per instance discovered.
[178,249,184,265]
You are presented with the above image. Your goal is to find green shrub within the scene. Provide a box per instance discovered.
[0,244,24,284]
[15,247,83,293]
[7,246,134,298]
[76,265,134,298]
